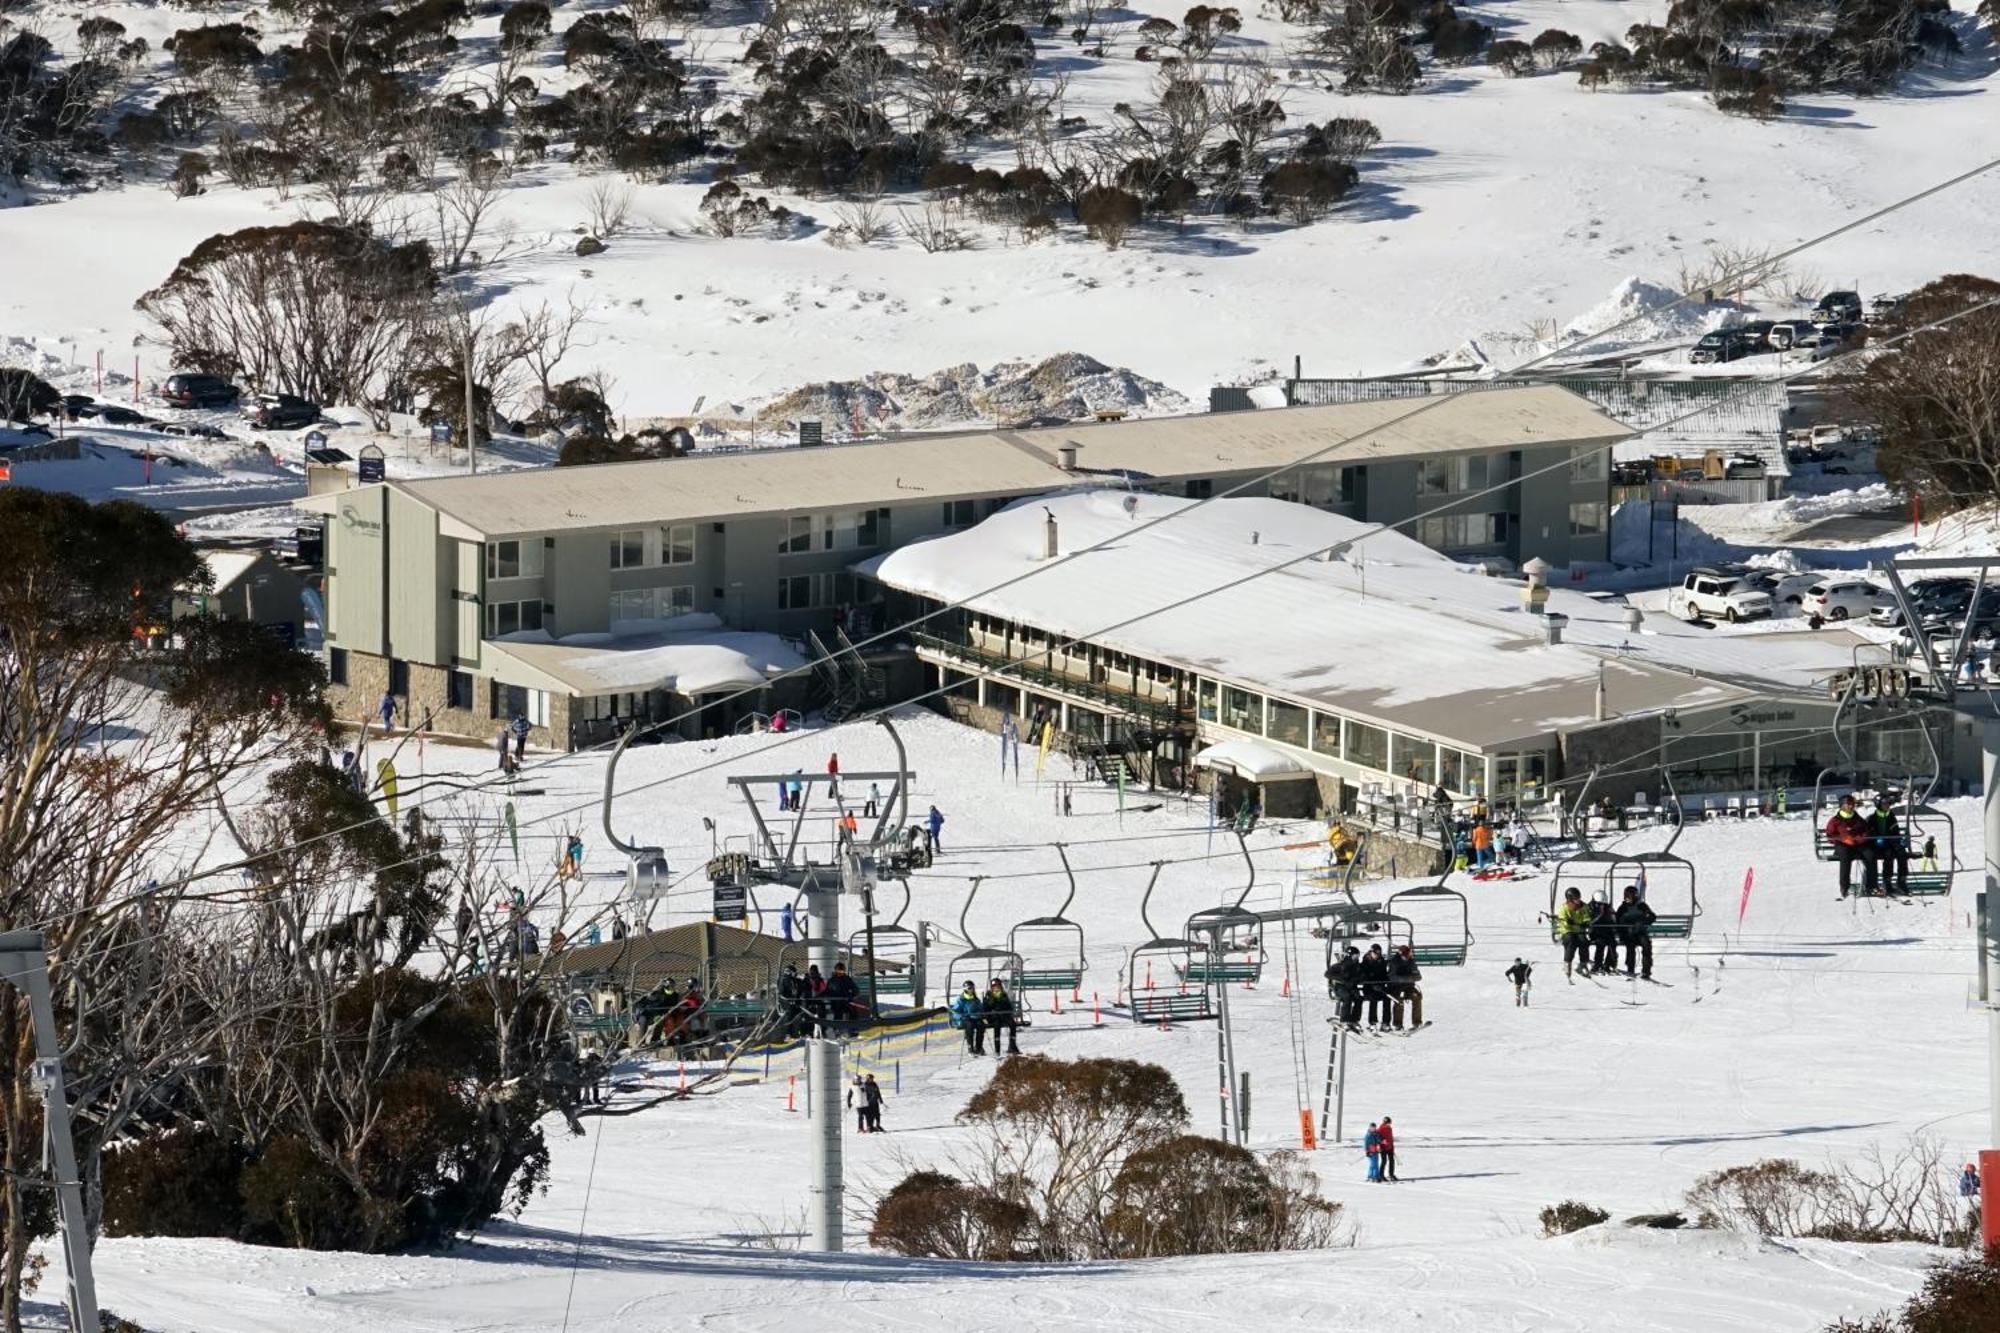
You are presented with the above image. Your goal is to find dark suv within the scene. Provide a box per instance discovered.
[1811,290,1863,326]
[159,373,240,409]
[243,393,321,430]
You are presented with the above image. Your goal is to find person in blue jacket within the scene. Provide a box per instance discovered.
[1363,1121,1384,1182]
[951,981,984,1054]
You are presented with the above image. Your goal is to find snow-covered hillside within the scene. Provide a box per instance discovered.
[48,710,1993,1332]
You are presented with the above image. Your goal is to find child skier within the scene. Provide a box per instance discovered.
[1506,958,1533,1007]
[1363,1122,1383,1182]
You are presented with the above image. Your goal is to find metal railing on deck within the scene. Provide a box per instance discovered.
[913,633,1187,727]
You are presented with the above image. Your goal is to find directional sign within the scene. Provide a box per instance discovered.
[357,443,386,482]
[304,429,327,451]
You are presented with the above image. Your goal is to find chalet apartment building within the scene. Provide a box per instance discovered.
[301,386,1631,749]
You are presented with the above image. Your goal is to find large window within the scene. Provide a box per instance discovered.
[1438,747,1480,794]
[1273,464,1359,508]
[448,669,474,710]
[1391,732,1437,786]
[486,539,543,580]
[327,647,348,686]
[778,515,812,555]
[823,509,884,551]
[1571,450,1608,482]
[1450,455,1490,494]
[1197,679,1218,722]
[486,599,544,637]
[662,524,696,565]
[1267,699,1309,748]
[1418,513,1509,551]
[943,499,977,527]
[610,529,647,569]
[1416,459,1450,496]
[1221,686,1262,733]
[778,572,854,610]
[1344,720,1388,772]
[1494,752,1550,801]
[1569,501,1608,538]
[1311,710,1341,758]
[610,586,694,623]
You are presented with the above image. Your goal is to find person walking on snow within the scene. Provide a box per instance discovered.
[494,726,509,770]
[509,713,529,760]
[1508,816,1533,865]
[952,982,985,1055]
[847,1076,868,1133]
[1825,794,1875,898]
[1506,958,1533,1006]
[1363,1122,1383,1182]
[866,782,880,818]
[1377,1116,1398,1182]
[927,804,945,853]
[826,752,840,801]
[861,1074,884,1133]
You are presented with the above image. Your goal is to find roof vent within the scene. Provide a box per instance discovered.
[1042,508,1058,560]
[1544,612,1568,646]
[1057,442,1078,471]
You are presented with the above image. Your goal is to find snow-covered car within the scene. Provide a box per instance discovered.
[1668,569,1773,623]
[1811,290,1863,325]
[1799,579,1886,621]
[1744,570,1820,608]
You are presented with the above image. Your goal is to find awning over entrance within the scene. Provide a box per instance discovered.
[1193,738,1315,782]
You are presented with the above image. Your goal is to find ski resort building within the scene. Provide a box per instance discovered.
[863,490,1972,817]
[302,387,1634,749]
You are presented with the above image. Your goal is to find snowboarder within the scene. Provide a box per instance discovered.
[1616,886,1656,979]
[1826,794,1875,897]
[983,978,1020,1056]
[1506,958,1533,1006]
[1358,943,1390,1028]
[861,1073,884,1133]
[1868,794,1909,896]
[927,804,945,853]
[1555,888,1593,979]
[1363,1122,1383,1182]
[1387,944,1423,1029]
[952,981,985,1054]
[1377,1116,1398,1182]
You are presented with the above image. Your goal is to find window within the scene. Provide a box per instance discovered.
[327,647,348,686]
[388,658,409,697]
[610,529,647,569]
[1311,710,1341,757]
[448,669,474,710]
[779,574,811,610]
[486,599,544,637]
[610,586,694,623]
[1344,720,1388,772]
[486,540,520,579]
[662,524,696,565]
[1221,686,1262,733]
[778,515,812,555]
[526,688,550,727]
[1571,450,1608,482]
[1570,501,1608,538]
[1267,699,1308,748]
[1451,455,1490,493]
[1197,679,1218,722]
[1416,460,1450,496]
[778,572,853,611]
[1391,732,1436,785]
[1419,514,1507,551]
[822,510,884,551]
[943,500,977,527]
[1184,478,1213,499]
[1438,747,1461,793]
[1271,464,1357,508]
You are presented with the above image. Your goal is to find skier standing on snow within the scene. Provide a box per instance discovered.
[1508,816,1533,865]
[1825,794,1875,898]
[1555,888,1593,979]
[1506,958,1533,1006]
[1469,820,1495,871]
[1377,1116,1399,1182]
[862,1074,884,1133]
[1616,885,1657,979]
[927,804,945,853]
[1363,1122,1383,1182]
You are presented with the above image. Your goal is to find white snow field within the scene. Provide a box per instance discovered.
[58,711,1993,1332]
[5,4,2000,418]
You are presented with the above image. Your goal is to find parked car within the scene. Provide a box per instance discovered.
[1800,578,1886,621]
[1868,293,1905,321]
[61,394,99,419]
[1811,290,1863,326]
[1668,567,1773,623]
[243,392,321,430]
[1869,577,1974,628]
[155,421,231,440]
[1767,319,1817,350]
[96,405,151,426]
[1689,328,1767,364]
[158,373,240,409]
[1744,570,1820,607]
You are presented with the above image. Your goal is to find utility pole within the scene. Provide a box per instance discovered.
[1983,719,2000,1248]
[464,316,478,477]
[0,932,100,1333]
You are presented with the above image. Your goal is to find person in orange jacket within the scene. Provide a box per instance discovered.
[1825,794,1875,898]
[1468,820,1495,871]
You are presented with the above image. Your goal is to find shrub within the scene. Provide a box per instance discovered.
[1825,1251,2000,1332]
[102,1128,250,1239]
[1078,185,1142,248]
[1430,16,1490,62]
[164,23,261,75]
[169,151,210,197]
[1104,1136,1345,1256]
[1260,158,1358,224]
[1488,39,1534,76]
[1531,28,1582,70]
[869,1170,1037,1260]
[1689,1159,1837,1236]
[1540,1200,1610,1236]
[0,367,61,421]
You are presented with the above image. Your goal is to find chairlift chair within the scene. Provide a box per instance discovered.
[1125,863,1218,1025]
[848,876,923,1000]
[944,877,1024,999]
[1178,833,1265,985]
[1548,771,1700,941]
[1008,845,1088,994]
[704,900,779,1028]
[1384,876,1474,967]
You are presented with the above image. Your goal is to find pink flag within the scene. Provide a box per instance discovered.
[1736,867,1755,929]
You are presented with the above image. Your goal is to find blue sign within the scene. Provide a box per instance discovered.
[357,455,385,482]
[304,429,327,451]
[430,420,453,445]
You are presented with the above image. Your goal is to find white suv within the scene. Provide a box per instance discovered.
[1800,579,1885,621]
[1669,570,1774,623]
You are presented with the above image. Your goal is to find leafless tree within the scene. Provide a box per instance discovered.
[584,179,635,239]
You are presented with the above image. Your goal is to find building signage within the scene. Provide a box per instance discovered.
[712,884,748,922]
[337,503,382,536]
[430,420,453,445]
[357,444,386,483]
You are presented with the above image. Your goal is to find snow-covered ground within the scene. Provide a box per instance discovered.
[50,711,1993,1332]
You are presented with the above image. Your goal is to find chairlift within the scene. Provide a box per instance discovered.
[1384,875,1473,967]
[848,876,924,1000]
[1180,833,1266,985]
[1008,845,1088,994]
[704,895,779,1029]
[1125,862,1218,1025]
[1548,771,1700,941]
[944,877,1023,999]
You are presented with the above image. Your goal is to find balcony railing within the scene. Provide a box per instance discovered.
[914,633,1188,727]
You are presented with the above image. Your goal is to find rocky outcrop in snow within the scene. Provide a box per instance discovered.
[745,354,1190,434]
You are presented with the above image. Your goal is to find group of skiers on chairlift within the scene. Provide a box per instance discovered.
[948,978,1023,1057]
[1552,883,1658,981]
[1823,791,1937,898]
[1325,942,1424,1032]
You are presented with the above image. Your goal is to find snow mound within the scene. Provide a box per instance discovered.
[1560,277,1717,351]
[750,353,1191,433]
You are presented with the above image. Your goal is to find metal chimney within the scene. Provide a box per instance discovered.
[1057,442,1078,471]
[1544,611,1568,646]
[1043,508,1058,560]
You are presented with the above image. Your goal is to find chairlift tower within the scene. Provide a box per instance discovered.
[1881,555,2000,1248]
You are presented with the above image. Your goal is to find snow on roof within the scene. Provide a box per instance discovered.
[864,490,1873,749]
[1193,738,1316,781]
[316,386,1628,538]
[481,614,806,698]
[197,549,265,593]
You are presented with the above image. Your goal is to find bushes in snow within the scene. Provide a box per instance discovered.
[1850,273,2000,516]
[1540,1200,1611,1236]
[0,367,60,421]
[1687,1139,1979,1245]
[1824,1251,2000,1333]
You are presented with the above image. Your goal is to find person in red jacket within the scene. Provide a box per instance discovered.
[1825,794,1875,898]
[1376,1116,1398,1182]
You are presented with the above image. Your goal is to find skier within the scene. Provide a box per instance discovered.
[826,752,840,801]
[983,978,1020,1056]
[1363,1122,1383,1183]
[780,900,796,941]
[1555,888,1593,979]
[847,1075,869,1133]
[1507,816,1534,865]
[822,961,861,1029]
[1960,1162,1981,1198]
[1825,794,1875,898]
[927,804,945,853]
[510,712,530,761]
[1326,946,1363,1028]
[1387,944,1424,1030]
[1469,820,1495,871]
[862,1073,885,1133]
[1616,885,1656,979]
[1919,835,1940,873]
[1868,794,1909,896]
[1377,1116,1399,1182]
[1505,957,1533,1007]
[1588,891,1619,974]
[952,981,985,1054]
[1358,943,1391,1029]
[866,782,880,818]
